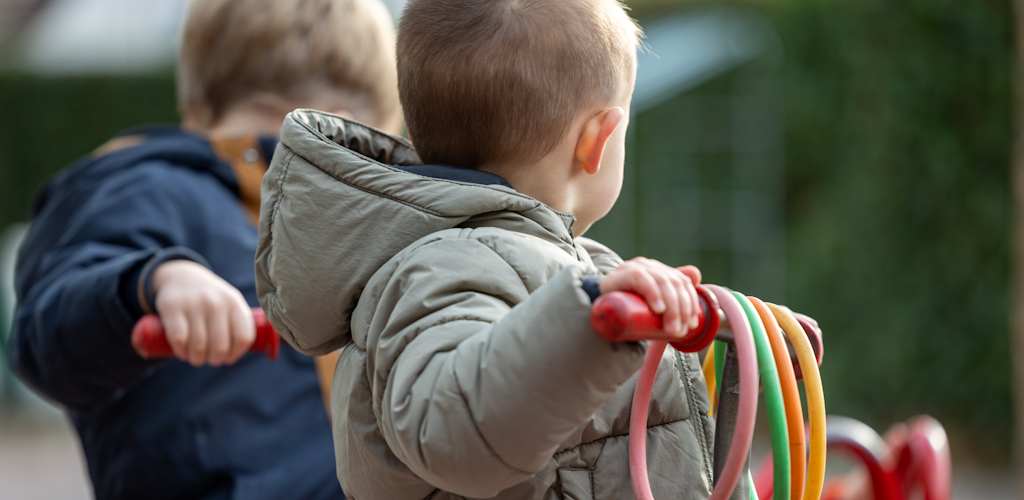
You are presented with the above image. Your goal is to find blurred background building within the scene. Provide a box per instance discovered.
[0,0,1016,498]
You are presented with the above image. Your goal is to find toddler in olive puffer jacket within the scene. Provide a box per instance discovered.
[256,0,721,498]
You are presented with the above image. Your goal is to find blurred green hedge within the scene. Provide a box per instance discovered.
[770,0,1013,460]
[627,0,1013,459]
[0,75,180,229]
[0,0,1014,459]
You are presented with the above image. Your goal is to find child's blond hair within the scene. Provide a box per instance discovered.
[178,0,400,129]
[397,0,640,169]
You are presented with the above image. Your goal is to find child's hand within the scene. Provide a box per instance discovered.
[600,258,703,335]
[151,261,255,367]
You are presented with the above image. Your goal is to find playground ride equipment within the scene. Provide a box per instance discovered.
[812,415,952,500]
[592,285,951,500]
[129,287,950,500]
[131,307,280,360]
[592,285,826,500]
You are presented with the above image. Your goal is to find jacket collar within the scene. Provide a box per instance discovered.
[285,109,577,254]
[393,163,512,188]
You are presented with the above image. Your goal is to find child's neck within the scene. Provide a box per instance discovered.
[481,142,594,235]
[184,103,357,140]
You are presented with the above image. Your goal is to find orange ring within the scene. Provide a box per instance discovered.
[750,297,806,500]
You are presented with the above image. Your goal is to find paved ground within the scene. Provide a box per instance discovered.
[0,409,1018,499]
[951,463,1018,500]
[0,410,91,500]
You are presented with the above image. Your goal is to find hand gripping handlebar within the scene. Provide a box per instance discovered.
[592,285,758,500]
[131,307,280,361]
[590,285,721,353]
[590,285,827,500]
[591,287,823,375]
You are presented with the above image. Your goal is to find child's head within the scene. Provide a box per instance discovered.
[178,0,402,134]
[397,0,641,232]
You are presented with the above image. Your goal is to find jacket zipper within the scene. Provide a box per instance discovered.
[676,350,714,491]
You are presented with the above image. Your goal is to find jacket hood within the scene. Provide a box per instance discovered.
[256,109,577,355]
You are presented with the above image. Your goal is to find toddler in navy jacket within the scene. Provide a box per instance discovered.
[7,1,402,498]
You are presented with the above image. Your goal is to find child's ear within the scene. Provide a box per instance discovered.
[574,107,625,175]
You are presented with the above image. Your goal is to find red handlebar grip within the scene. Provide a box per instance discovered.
[131,307,280,361]
[590,291,663,342]
[590,286,719,352]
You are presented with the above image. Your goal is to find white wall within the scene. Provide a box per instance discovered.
[19,0,188,74]
[14,0,410,75]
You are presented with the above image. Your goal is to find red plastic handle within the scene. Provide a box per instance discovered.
[131,307,280,361]
[590,285,720,353]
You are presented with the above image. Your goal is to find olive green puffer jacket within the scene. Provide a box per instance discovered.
[256,110,717,500]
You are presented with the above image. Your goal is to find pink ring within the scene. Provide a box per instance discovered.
[628,285,759,500]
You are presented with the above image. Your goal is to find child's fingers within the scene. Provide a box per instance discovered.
[652,271,682,334]
[667,270,693,334]
[673,273,694,331]
[639,260,690,334]
[206,306,231,367]
[683,276,700,329]
[624,266,665,314]
[663,270,690,324]
[675,265,702,329]
[677,265,702,285]
[226,300,255,365]
[186,311,209,367]
[600,258,670,315]
[162,311,190,361]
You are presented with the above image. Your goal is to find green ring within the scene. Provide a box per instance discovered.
[733,292,790,500]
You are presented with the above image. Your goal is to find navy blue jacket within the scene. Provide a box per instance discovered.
[8,127,344,500]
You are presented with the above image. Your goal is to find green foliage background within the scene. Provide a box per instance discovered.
[628,0,1015,459]
[0,0,1015,459]
[776,0,1012,459]
[0,75,180,228]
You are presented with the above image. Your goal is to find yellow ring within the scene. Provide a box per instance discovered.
[767,303,826,500]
